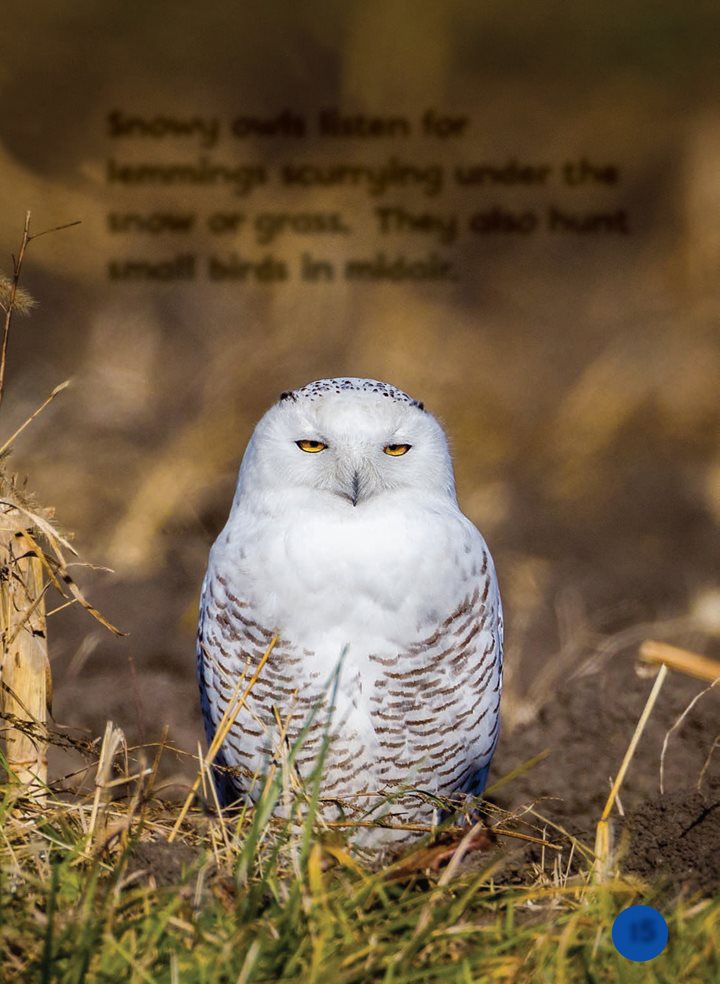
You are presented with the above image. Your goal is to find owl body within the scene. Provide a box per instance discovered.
[198,378,502,831]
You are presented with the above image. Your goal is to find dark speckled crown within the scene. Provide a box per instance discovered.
[279,377,425,411]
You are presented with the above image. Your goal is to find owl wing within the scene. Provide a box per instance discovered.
[368,527,503,800]
[197,552,334,803]
[196,564,281,801]
[440,534,503,796]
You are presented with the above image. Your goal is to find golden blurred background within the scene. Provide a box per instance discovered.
[1,1,719,809]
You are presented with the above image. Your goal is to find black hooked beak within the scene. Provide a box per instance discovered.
[351,470,360,507]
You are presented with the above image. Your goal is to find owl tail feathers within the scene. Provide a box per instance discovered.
[211,767,243,810]
[467,763,491,797]
[205,747,246,811]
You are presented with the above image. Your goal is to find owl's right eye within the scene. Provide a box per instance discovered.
[296,439,327,453]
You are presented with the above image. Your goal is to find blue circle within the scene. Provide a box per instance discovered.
[612,905,668,962]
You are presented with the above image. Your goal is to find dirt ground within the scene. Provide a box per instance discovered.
[491,659,720,897]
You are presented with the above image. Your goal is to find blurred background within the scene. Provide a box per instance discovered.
[1,1,719,824]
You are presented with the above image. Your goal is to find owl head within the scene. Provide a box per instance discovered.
[234,378,456,509]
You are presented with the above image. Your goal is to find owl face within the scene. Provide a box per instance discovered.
[240,378,456,507]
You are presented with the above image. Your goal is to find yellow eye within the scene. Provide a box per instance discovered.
[296,439,327,453]
[383,443,412,456]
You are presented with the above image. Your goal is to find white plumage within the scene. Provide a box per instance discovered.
[197,377,503,836]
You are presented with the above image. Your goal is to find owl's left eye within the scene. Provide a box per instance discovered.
[383,444,412,456]
[296,439,327,453]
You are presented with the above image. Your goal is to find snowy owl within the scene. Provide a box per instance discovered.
[197,377,503,835]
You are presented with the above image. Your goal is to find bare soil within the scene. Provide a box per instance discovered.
[491,652,720,896]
